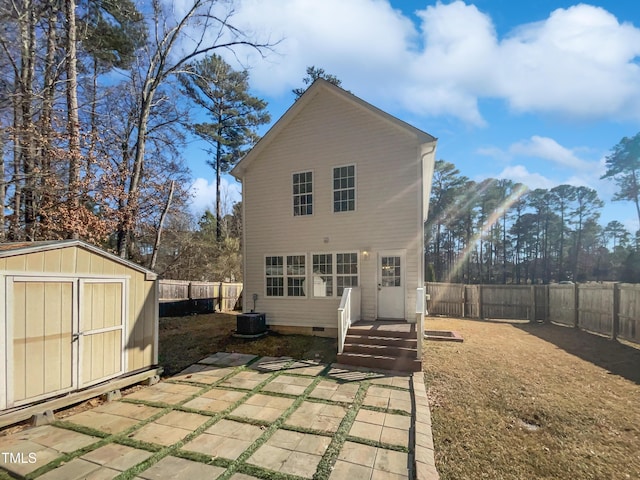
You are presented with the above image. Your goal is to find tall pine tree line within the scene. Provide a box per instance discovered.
[426,159,640,284]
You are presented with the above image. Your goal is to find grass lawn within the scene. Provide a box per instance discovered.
[159,312,337,376]
[423,317,640,480]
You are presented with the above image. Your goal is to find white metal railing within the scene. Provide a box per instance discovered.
[337,287,361,354]
[416,287,425,357]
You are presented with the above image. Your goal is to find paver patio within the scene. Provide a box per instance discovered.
[0,353,437,480]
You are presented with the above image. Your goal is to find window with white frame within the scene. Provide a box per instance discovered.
[333,165,355,212]
[336,252,358,295]
[265,255,307,297]
[286,255,306,296]
[311,252,358,297]
[265,256,284,296]
[312,254,333,297]
[293,171,313,216]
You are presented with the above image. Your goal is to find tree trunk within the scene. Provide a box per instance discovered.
[65,0,80,239]
[216,137,222,243]
[19,0,37,239]
[150,180,175,270]
[40,1,59,235]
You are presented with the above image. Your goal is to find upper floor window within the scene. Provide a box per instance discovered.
[293,171,313,216]
[333,165,355,212]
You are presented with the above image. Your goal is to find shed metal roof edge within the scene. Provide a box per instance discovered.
[230,78,437,179]
[0,239,157,280]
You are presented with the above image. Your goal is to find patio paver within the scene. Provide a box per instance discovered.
[230,393,294,422]
[310,380,359,403]
[286,401,348,433]
[330,441,410,480]
[64,410,139,435]
[182,387,246,413]
[81,443,153,471]
[0,426,99,477]
[247,429,331,478]
[182,419,263,460]
[37,444,154,480]
[128,411,209,447]
[261,374,314,395]
[283,360,326,376]
[221,370,272,390]
[91,401,161,420]
[136,456,225,479]
[171,364,237,384]
[199,352,257,367]
[249,356,293,372]
[0,354,435,480]
[125,382,202,405]
[349,410,411,447]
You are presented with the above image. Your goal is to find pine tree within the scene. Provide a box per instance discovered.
[180,54,270,242]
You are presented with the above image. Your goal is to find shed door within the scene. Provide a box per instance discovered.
[7,277,77,406]
[377,252,405,320]
[78,279,126,388]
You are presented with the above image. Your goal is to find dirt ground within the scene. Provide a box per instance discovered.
[159,312,337,376]
[423,317,640,480]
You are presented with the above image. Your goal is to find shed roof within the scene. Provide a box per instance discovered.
[230,78,437,179]
[0,240,157,279]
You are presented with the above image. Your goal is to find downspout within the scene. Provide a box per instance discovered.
[235,174,247,312]
[420,142,437,290]
[420,142,437,328]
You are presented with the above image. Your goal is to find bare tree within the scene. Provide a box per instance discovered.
[116,0,272,258]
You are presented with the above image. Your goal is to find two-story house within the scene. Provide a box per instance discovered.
[231,79,437,369]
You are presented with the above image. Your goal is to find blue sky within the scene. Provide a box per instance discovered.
[184,0,640,233]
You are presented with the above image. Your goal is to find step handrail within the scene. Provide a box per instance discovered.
[338,288,352,354]
[416,287,425,357]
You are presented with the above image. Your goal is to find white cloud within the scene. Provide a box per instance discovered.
[225,0,416,99]
[496,165,556,189]
[495,4,640,119]
[189,176,241,216]
[509,136,590,169]
[199,0,640,125]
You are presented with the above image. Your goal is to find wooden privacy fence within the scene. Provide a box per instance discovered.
[159,280,243,316]
[425,282,640,346]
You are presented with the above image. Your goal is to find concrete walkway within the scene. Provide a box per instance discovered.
[0,353,438,480]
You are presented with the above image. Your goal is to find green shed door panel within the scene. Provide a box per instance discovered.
[79,279,125,388]
[10,279,75,405]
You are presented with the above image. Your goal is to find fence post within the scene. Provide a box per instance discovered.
[613,283,620,341]
[462,285,466,318]
[573,283,579,329]
[529,285,535,322]
[478,284,484,319]
[545,285,550,323]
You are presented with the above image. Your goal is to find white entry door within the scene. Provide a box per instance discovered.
[377,252,405,320]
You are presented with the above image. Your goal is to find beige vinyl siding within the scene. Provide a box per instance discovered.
[243,89,427,327]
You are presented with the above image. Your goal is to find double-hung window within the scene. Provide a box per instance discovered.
[336,253,358,294]
[286,255,306,296]
[312,254,333,297]
[293,172,313,216]
[265,256,284,297]
[333,165,355,212]
[265,255,306,297]
[311,252,358,297]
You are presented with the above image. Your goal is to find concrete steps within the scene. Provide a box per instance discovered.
[336,322,421,372]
